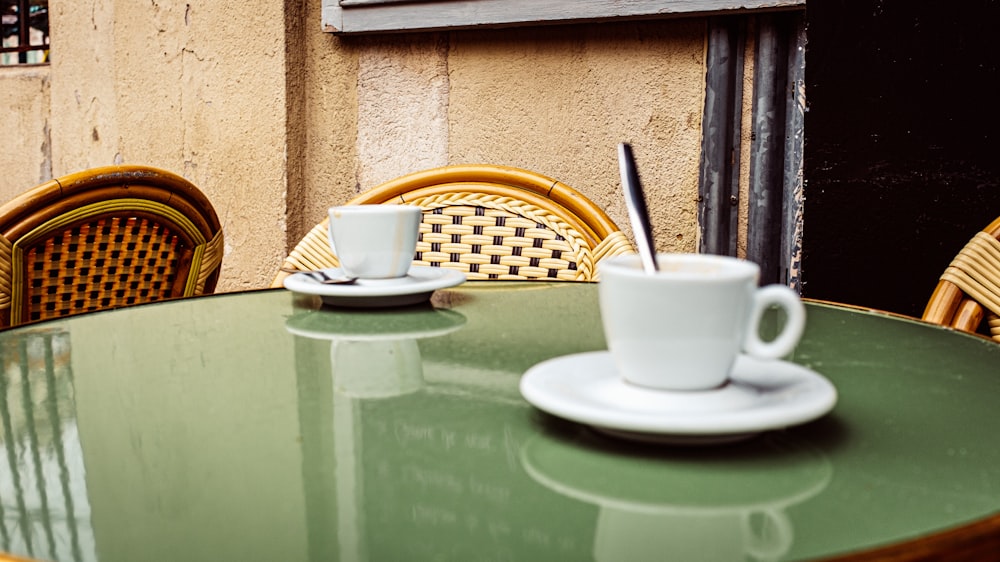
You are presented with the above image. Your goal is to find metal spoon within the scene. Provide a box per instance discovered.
[281,267,358,285]
[617,142,659,273]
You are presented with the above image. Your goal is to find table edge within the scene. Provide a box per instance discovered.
[814,511,1000,561]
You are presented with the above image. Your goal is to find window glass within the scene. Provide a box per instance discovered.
[2,0,49,65]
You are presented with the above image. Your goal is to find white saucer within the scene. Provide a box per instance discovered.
[284,307,466,341]
[283,266,466,308]
[519,351,837,445]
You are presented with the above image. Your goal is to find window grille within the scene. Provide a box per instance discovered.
[1,0,48,65]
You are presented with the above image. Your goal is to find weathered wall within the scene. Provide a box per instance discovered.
[3,0,752,291]
[47,0,117,172]
[447,22,707,253]
[43,0,291,291]
[288,0,360,254]
[0,66,50,201]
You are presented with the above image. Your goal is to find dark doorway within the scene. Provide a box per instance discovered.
[801,0,1000,317]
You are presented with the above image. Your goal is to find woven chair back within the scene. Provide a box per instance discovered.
[273,164,635,286]
[922,216,1000,342]
[0,165,224,327]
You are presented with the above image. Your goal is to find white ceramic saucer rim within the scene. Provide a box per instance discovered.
[519,351,837,436]
[283,266,466,297]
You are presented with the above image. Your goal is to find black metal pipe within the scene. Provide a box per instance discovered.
[698,16,745,257]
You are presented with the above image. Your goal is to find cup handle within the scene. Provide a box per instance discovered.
[741,508,794,560]
[743,285,806,359]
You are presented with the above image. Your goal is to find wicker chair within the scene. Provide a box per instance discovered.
[922,216,1000,342]
[0,165,224,328]
[273,164,635,287]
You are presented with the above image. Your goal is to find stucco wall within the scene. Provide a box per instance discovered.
[3,0,745,292]
[0,66,50,201]
[44,0,291,291]
[449,22,707,254]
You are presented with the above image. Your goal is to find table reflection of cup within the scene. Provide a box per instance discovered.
[285,305,466,398]
[330,338,424,398]
[593,504,792,562]
[520,428,832,562]
[288,305,467,562]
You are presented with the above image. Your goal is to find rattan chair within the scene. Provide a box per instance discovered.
[922,216,1000,342]
[273,164,635,287]
[0,165,224,327]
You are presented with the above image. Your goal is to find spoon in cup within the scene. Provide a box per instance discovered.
[617,142,659,273]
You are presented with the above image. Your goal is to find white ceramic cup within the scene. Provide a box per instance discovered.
[598,253,806,391]
[327,205,422,279]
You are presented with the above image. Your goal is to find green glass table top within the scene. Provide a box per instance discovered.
[0,283,998,562]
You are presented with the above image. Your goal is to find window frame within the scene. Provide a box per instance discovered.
[322,0,805,34]
[1,0,48,65]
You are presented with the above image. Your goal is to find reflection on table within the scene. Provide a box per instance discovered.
[0,284,998,562]
[520,427,831,562]
[0,328,95,562]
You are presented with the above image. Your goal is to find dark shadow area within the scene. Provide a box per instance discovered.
[802,0,1000,316]
[531,407,850,460]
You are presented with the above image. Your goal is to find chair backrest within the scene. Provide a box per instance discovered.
[273,164,635,287]
[922,216,1000,342]
[0,165,224,327]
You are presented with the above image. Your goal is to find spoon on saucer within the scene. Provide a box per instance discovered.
[280,267,358,285]
[617,142,658,274]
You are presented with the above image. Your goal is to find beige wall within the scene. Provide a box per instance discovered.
[44,0,291,290]
[448,22,708,255]
[2,0,756,291]
[0,65,51,201]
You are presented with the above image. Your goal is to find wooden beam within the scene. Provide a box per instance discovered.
[322,0,804,34]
